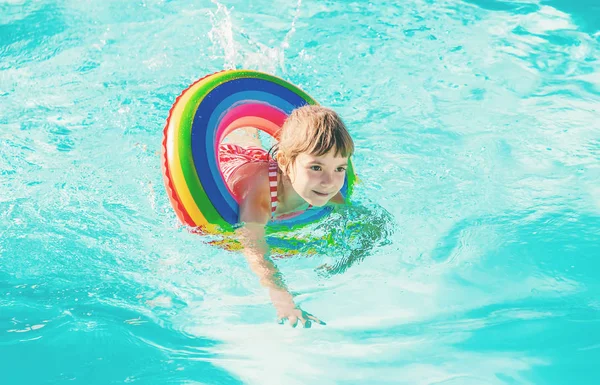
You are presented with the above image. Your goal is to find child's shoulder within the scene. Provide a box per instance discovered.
[231,161,274,224]
[229,161,271,203]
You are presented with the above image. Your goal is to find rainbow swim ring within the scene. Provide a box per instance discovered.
[161,70,356,233]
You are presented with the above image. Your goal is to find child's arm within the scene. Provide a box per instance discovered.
[235,170,323,328]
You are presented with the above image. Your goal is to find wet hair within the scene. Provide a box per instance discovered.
[269,105,354,172]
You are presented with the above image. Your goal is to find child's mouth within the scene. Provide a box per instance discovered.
[312,190,329,197]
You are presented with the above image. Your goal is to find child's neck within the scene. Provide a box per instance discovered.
[277,174,308,214]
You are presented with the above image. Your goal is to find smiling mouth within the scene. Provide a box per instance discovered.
[312,190,329,197]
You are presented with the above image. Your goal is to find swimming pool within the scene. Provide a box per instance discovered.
[1,0,599,384]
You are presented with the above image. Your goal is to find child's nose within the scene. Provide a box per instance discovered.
[321,173,333,186]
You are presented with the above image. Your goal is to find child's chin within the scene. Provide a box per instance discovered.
[305,197,329,207]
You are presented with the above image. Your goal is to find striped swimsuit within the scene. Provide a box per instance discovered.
[219,143,311,220]
[267,161,279,216]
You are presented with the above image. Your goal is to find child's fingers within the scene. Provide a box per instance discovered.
[304,312,326,326]
[278,312,324,328]
[297,314,311,328]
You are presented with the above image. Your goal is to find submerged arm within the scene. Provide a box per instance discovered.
[235,168,323,327]
[235,223,300,324]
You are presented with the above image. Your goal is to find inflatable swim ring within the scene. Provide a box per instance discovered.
[161,70,356,233]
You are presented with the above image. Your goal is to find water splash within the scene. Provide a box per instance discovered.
[207,1,237,69]
[207,0,303,73]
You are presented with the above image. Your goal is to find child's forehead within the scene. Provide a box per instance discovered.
[298,151,348,162]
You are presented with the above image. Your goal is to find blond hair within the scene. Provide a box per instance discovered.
[270,105,354,172]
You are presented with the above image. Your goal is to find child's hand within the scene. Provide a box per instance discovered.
[269,288,326,328]
[276,306,325,328]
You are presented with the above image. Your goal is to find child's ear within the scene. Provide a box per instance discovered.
[276,153,289,174]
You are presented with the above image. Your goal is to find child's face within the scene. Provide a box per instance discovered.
[286,149,349,207]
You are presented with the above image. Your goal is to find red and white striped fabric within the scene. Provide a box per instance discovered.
[268,162,279,215]
[219,143,312,220]
[219,143,270,183]
[219,143,279,215]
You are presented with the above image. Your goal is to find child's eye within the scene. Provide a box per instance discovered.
[310,165,322,171]
[336,167,347,172]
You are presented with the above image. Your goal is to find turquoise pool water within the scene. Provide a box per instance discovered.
[2,0,599,384]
